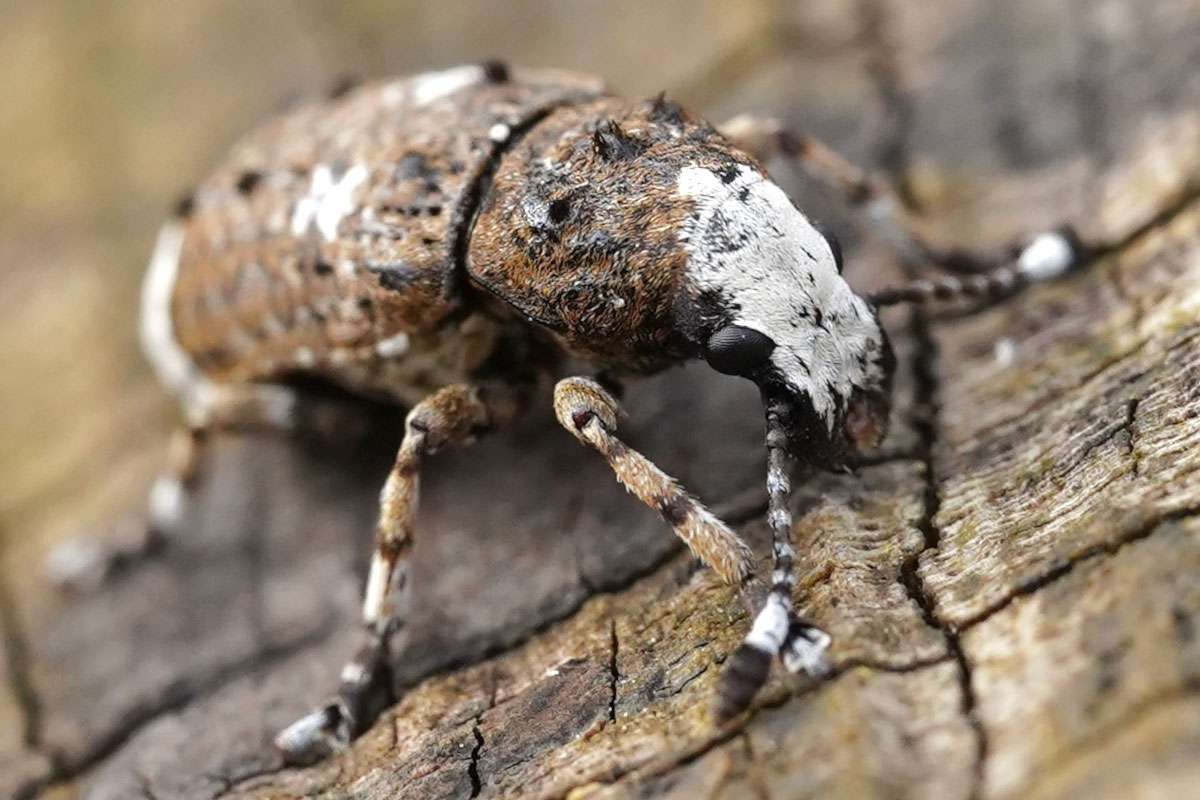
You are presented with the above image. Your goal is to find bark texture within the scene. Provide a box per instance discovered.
[3,2,1200,799]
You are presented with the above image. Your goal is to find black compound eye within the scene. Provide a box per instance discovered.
[814,223,844,273]
[705,325,776,376]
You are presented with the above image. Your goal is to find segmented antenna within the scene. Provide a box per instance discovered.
[869,228,1085,307]
[715,403,830,721]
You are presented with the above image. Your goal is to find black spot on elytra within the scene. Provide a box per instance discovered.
[702,207,753,254]
[718,163,740,184]
[235,170,262,195]
[370,262,422,293]
[314,259,334,276]
[737,186,750,202]
[396,153,438,183]
[481,59,510,83]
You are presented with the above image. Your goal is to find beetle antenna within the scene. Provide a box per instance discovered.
[869,227,1086,307]
[715,403,831,722]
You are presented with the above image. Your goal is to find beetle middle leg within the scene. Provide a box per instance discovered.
[719,114,1086,306]
[276,380,524,764]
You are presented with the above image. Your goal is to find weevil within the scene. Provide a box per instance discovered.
[86,62,1084,762]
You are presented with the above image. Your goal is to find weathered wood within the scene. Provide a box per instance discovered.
[3,1,1200,799]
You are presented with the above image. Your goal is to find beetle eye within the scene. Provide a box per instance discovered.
[814,223,844,273]
[705,325,776,376]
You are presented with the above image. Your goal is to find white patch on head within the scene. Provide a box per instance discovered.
[677,164,884,429]
[139,223,215,417]
[291,163,369,242]
[405,64,484,106]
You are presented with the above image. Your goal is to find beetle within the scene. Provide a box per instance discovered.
[116,62,1083,763]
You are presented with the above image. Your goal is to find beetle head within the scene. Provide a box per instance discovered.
[680,162,894,467]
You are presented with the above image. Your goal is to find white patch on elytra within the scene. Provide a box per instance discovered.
[394,64,484,107]
[140,223,215,417]
[677,164,884,429]
[375,332,410,358]
[291,163,369,242]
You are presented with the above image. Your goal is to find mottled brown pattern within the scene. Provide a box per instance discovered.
[170,67,605,401]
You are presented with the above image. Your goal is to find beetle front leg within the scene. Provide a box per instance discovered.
[553,378,828,720]
[553,377,755,585]
[276,381,522,765]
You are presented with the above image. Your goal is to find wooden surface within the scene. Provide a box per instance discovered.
[2,2,1199,798]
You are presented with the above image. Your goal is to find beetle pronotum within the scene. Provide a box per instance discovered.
[55,63,1083,763]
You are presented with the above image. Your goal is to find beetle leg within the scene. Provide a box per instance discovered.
[44,382,326,593]
[553,377,756,585]
[45,425,203,592]
[554,378,825,720]
[277,381,523,765]
[719,115,1086,306]
[45,378,402,593]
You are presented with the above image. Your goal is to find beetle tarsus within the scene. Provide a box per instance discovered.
[715,643,772,723]
[781,618,832,677]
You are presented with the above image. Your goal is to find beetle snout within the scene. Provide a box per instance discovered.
[843,385,891,455]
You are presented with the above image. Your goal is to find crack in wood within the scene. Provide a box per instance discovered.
[16,620,338,800]
[467,717,485,798]
[899,309,988,800]
[608,617,619,723]
[553,655,953,799]
[957,503,1200,633]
